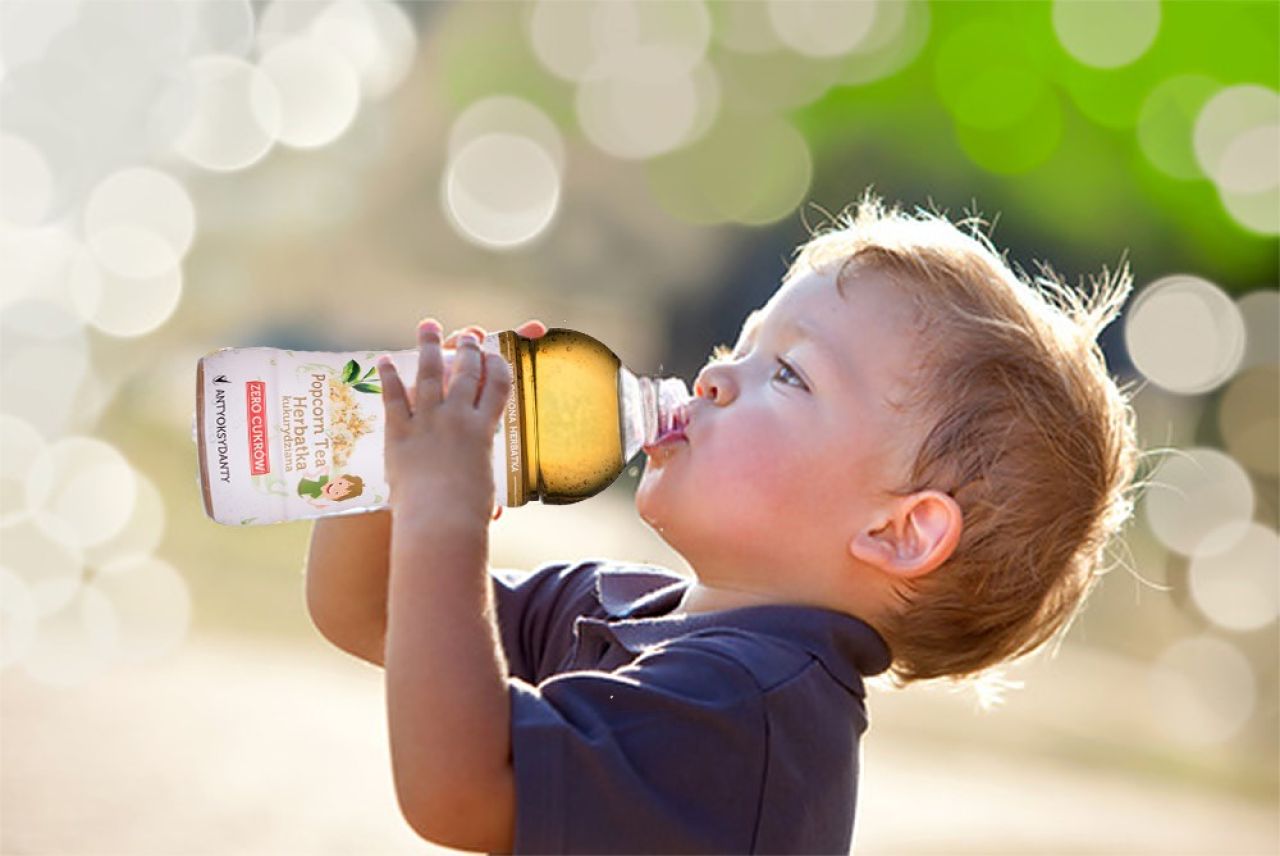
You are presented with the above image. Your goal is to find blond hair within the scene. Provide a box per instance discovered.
[787,189,1143,690]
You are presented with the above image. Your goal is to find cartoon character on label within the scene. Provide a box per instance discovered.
[297,470,365,507]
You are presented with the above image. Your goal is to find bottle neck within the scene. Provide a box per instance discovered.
[619,367,691,462]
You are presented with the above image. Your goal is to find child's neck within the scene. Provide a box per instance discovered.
[668,581,781,617]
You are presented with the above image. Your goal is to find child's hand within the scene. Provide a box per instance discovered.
[377,319,547,524]
[400,321,548,411]
[436,321,548,521]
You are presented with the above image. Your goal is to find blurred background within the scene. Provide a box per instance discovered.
[1,0,1276,853]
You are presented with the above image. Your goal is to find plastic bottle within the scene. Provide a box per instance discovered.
[193,327,691,526]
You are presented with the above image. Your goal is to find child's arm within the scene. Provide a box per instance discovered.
[304,509,392,666]
[375,324,515,852]
[303,504,518,851]
[386,510,515,852]
[307,505,514,849]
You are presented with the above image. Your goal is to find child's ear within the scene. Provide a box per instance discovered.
[849,490,963,580]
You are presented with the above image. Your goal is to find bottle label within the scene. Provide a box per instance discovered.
[194,343,515,526]
[498,332,528,507]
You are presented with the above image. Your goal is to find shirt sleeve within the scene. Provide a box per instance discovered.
[489,562,600,684]
[507,635,767,854]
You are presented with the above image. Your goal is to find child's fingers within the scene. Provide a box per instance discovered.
[514,320,547,339]
[477,351,513,423]
[376,358,410,431]
[444,333,485,408]
[415,319,445,410]
[443,325,487,348]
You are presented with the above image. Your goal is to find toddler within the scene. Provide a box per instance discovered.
[304,190,1141,854]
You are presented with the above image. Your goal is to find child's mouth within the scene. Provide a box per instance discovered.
[643,428,687,465]
[643,404,690,463]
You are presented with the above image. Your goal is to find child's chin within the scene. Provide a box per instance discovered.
[634,477,669,527]
[636,459,671,493]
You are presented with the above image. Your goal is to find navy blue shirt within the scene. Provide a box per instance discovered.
[491,559,892,854]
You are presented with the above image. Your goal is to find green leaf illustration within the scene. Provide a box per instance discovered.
[353,382,382,394]
[341,359,360,384]
[361,365,377,381]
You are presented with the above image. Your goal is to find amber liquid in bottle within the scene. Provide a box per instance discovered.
[499,327,689,506]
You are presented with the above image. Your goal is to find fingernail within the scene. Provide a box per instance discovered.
[460,333,478,346]
[419,318,441,334]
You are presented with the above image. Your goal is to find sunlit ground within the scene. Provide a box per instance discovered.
[4,630,1276,855]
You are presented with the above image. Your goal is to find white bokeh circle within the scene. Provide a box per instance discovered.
[767,0,878,58]
[1147,635,1256,746]
[311,0,418,100]
[448,96,566,172]
[69,250,183,339]
[576,44,702,160]
[0,413,48,526]
[174,54,281,172]
[84,167,196,277]
[1188,522,1280,632]
[443,133,561,250]
[1142,447,1254,558]
[0,133,54,227]
[1124,275,1245,395]
[20,583,119,687]
[1053,0,1160,69]
[1194,85,1280,193]
[83,470,168,570]
[258,36,361,149]
[25,435,139,550]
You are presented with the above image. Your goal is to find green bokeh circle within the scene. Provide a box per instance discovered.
[954,89,1064,175]
[647,113,812,226]
[1137,74,1220,181]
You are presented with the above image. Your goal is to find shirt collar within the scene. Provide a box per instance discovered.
[590,565,893,691]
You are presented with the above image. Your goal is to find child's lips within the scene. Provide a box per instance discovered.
[644,401,694,463]
[643,425,688,464]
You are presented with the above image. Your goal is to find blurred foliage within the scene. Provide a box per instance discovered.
[428,0,1278,295]
[798,0,1278,289]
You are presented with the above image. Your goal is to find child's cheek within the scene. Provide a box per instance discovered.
[710,430,786,497]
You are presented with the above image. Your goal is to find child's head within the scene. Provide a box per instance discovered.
[636,189,1141,687]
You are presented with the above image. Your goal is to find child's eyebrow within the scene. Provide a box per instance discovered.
[740,310,830,358]
[738,309,856,390]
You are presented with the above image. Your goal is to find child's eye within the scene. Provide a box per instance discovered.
[773,358,809,391]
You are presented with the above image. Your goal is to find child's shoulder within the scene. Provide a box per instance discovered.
[494,560,877,697]
[646,604,887,701]
[663,625,818,694]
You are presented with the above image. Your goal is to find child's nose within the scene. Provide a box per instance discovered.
[694,365,730,403]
